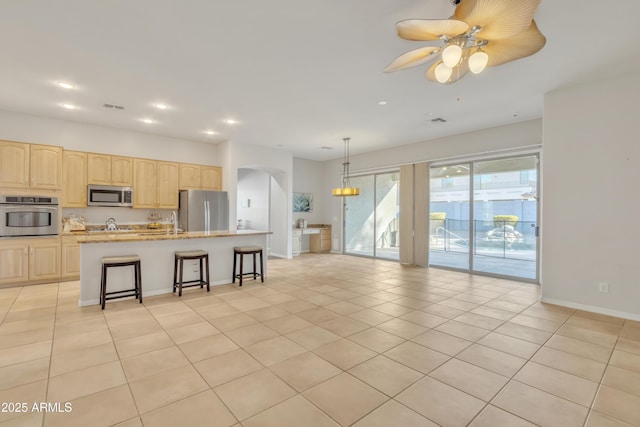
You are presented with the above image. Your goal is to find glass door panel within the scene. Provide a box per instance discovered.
[375,172,400,260]
[344,175,374,257]
[429,164,471,270]
[472,156,538,280]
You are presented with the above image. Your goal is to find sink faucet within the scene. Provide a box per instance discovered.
[170,211,177,234]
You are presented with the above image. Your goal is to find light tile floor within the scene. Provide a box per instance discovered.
[0,254,639,427]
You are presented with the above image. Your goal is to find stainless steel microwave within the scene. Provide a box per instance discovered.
[87,185,133,207]
[0,195,59,237]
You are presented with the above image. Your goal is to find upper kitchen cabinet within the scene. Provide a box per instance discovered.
[179,163,201,189]
[201,166,222,190]
[179,164,222,190]
[88,154,133,186]
[62,151,88,207]
[30,144,63,189]
[133,158,178,209]
[0,141,29,187]
[0,141,62,189]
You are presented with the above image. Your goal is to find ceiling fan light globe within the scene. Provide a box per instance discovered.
[469,50,489,74]
[435,63,453,83]
[442,44,462,67]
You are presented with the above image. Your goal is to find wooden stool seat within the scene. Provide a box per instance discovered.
[100,255,142,310]
[173,250,210,296]
[232,246,264,286]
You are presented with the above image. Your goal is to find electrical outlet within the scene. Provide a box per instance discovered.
[598,282,609,293]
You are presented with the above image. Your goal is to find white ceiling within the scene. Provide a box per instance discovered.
[1,0,640,161]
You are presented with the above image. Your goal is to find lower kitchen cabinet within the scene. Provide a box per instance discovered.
[61,235,80,279]
[0,238,61,285]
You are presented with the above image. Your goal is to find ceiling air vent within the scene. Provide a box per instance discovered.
[103,103,125,110]
[430,117,447,123]
[320,146,334,150]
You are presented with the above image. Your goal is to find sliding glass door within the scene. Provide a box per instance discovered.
[429,164,471,270]
[344,172,400,260]
[429,155,539,281]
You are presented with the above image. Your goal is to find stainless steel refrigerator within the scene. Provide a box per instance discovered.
[178,190,229,232]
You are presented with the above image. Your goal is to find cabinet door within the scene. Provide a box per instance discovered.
[321,229,332,252]
[0,240,29,285]
[157,161,179,209]
[87,154,112,184]
[133,159,157,208]
[29,239,61,281]
[62,151,88,207]
[30,144,63,189]
[0,141,30,188]
[111,156,133,186]
[292,233,302,256]
[61,237,80,278]
[179,164,201,190]
[201,166,222,190]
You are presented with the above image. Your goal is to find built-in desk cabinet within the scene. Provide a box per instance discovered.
[0,141,62,189]
[0,238,61,285]
[310,228,331,253]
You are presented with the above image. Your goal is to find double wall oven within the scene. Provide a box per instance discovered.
[0,196,59,237]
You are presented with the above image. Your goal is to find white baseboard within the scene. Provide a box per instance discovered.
[541,297,640,321]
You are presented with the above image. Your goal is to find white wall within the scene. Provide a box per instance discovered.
[322,119,543,255]
[226,141,293,257]
[292,158,325,226]
[541,71,640,320]
[0,110,220,164]
[0,109,222,226]
[237,168,270,231]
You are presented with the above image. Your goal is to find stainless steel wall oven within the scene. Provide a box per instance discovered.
[0,196,59,237]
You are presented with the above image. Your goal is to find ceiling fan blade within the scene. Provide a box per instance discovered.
[396,19,469,41]
[454,0,541,40]
[483,20,546,67]
[384,47,441,73]
[426,59,470,84]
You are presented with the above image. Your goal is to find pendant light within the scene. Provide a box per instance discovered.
[332,137,360,196]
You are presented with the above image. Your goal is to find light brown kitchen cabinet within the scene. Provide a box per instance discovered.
[310,228,332,253]
[179,164,222,190]
[88,154,133,186]
[111,156,133,186]
[201,166,222,190]
[0,238,60,285]
[61,236,80,279]
[0,141,62,189]
[30,144,63,189]
[156,161,179,208]
[133,159,179,209]
[0,141,30,188]
[179,163,201,189]
[62,151,88,207]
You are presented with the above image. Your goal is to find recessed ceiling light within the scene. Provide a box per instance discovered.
[223,119,237,125]
[155,103,169,110]
[142,118,154,124]
[378,101,388,105]
[204,130,216,135]
[56,81,75,89]
[61,103,76,110]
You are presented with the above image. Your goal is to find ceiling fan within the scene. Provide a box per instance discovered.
[384,0,546,84]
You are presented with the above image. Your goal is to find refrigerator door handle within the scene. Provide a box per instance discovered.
[205,200,210,232]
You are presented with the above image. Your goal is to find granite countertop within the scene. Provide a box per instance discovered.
[75,229,271,244]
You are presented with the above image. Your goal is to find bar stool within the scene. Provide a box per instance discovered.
[232,246,264,286]
[100,255,142,310]
[173,250,210,297]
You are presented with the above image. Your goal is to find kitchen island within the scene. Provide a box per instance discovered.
[77,230,270,306]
